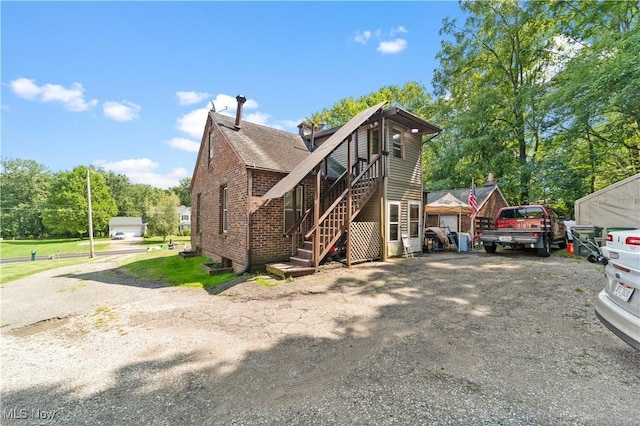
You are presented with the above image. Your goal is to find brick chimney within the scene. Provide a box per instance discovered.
[234,95,247,129]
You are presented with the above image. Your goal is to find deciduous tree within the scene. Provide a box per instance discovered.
[144,192,180,242]
[0,158,50,238]
[42,166,117,237]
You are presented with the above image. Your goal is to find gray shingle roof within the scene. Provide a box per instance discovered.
[426,186,497,208]
[213,113,310,173]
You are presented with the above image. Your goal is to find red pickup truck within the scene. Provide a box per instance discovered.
[477,205,567,257]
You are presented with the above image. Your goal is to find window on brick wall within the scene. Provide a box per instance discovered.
[220,186,228,233]
[209,133,215,159]
[284,185,303,232]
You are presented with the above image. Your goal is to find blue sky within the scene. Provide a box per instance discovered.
[2,1,464,188]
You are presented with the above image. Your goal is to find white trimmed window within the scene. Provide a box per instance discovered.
[388,202,400,242]
[392,127,403,159]
[368,127,379,160]
[409,201,420,238]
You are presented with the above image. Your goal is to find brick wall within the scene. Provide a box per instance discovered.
[191,117,317,271]
[249,173,316,266]
[190,119,249,271]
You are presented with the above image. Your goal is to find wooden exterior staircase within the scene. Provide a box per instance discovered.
[267,154,382,278]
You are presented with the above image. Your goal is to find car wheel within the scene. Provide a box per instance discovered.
[484,244,497,254]
[537,236,551,257]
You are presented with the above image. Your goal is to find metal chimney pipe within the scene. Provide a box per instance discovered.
[234,95,247,129]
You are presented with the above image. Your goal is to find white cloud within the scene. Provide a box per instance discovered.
[354,30,372,44]
[103,100,141,121]
[176,91,211,106]
[390,26,408,36]
[244,111,271,126]
[168,137,200,153]
[176,94,260,138]
[281,118,304,129]
[176,106,210,138]
[94,158,189,189]
[377,39,407,54]
[9,77,98,111]
[209,93,258,113]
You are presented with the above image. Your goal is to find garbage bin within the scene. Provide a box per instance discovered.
[571,225,603,257]
[31,250,37,261]
[458,232,471,252]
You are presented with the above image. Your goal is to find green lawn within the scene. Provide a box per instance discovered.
[0,236,235,289]
[0,238,111,259]
[118,249,235,288]
[0,257,95,285]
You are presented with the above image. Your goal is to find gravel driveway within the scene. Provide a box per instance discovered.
[1,250,639,425]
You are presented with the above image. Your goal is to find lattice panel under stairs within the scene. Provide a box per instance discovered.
[349,222,380,262]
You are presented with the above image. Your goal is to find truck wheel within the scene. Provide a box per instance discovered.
[484,245,497,254]
[558,235,567,249]
[537,236,551,257]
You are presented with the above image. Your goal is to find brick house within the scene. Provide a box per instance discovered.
[190,96,441,276]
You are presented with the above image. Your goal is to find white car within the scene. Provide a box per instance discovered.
[594,229,640,350]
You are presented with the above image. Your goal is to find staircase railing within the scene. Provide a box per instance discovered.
[285,158,362,245]
[306,154,381,261]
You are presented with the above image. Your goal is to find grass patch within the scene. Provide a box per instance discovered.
[574,287,587,295]
[253,274,279,287]
[141,236,191,246]
[0,257,94,285]
[0,238,110,259]
[118,249,234,289]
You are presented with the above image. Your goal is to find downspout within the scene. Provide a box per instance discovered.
[238,168,252,275]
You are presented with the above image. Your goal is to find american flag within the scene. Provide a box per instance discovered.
[468,181,478,217]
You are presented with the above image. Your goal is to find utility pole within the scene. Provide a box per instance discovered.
[87,169,95,258]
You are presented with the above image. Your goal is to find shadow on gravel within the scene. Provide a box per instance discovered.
[54,268,170,289]
[4,253,639,425]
